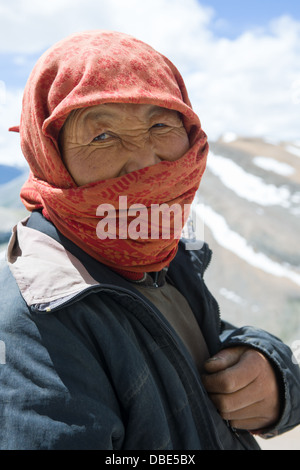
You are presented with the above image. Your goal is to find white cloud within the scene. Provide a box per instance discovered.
[0,88,23,166]
[0,0,300,166]
[0,0,213,54]
[185,15,300,140]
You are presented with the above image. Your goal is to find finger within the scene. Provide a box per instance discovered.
[223,398,279,431]
[208,379,261,413]
[202,348,264,394]
[227,414,275,431]
[229,418,268,431]
[209,389,271,431]
[221,400,266,423]
[202,361,257,395]
[204,346,247,374]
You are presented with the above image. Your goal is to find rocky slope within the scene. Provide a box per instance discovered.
[1,139,299,345]
[194,136,300,450]
[195,136,300,346]
[0,169,28,251]
[0,138,299,448]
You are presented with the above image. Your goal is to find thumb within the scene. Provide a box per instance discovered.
[204,346,247,373]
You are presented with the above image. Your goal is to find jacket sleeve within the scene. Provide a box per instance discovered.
[0,269,125,450]
[0,318,125,450]
[219,321,300,438]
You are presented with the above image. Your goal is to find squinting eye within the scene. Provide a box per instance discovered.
[151,123,167,128]
[93,133,111,142]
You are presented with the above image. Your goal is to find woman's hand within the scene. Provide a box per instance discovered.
[202,346,281,431]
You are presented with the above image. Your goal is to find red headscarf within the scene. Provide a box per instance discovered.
[15,30,208,277]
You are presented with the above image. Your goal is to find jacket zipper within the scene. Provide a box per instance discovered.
[153,271,159,288]
[202,247,222,334]
[30,247,254,449]
[31,279,225,448]
[201,249,253,449]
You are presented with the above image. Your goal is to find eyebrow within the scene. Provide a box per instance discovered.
[84,111,117,123]
[148,107,177,118]
[84,106,176,124]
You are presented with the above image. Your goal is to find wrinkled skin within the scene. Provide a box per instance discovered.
[60,102,281,432]
[202,346,280,431]
[59,103,190,185]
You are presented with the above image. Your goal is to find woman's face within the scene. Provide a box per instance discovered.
[59,103,190,186]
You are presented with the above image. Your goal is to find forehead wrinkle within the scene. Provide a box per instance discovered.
[147,107,182,123]
[147,106,174,116]
[83,110,117,126]
[83,104,174,124]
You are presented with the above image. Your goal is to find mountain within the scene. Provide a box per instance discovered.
[0,142,299,347]
[0,166,29,246]
[194,136,300,346]
[194,137,300,449]
[0,143,299,449]
[0,164,24,185]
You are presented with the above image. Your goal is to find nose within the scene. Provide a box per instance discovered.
[121,141,161,175]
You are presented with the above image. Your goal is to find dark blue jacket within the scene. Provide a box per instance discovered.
[0,211,299,450]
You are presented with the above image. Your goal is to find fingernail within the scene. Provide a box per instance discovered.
[206,356,222,362]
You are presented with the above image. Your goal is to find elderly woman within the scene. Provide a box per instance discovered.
[0,30,299,450]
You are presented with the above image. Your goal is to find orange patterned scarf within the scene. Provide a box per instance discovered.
[15,30,208,277]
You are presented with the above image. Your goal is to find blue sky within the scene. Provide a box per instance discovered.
[0,53,39,89]
[1,0,300,89]
[200,0,300,38]
[0,0,299,166]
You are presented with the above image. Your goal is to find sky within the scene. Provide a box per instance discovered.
[0,0,299,166]
[200,0,300,37]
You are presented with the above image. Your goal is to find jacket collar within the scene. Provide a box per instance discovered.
[7,211,212,319]
[7,212,169,312]
[7,218,100,309]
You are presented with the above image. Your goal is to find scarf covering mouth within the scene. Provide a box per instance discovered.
[16,30,208,276]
